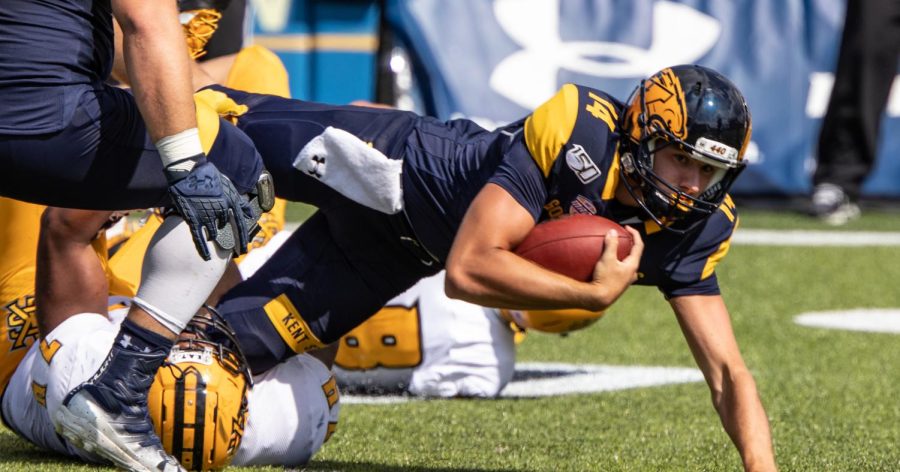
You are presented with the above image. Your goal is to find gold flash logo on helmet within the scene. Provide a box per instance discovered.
[181,9,223,59]
[148,314,251,471]
[632,68,687,140]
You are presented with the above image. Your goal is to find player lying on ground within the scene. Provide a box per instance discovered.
[328,269,602,398]
[201,65,776,471]
[0,198,338,470]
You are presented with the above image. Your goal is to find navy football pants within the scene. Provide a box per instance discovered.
[212,87,440,373]
[0,85,263,209]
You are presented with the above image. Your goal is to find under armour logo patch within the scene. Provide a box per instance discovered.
[118,334,151,352]
[566,144,600,184]
[305,155,326,178]
[186,174,215,191]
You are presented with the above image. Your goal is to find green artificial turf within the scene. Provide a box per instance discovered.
[3,208,899,470]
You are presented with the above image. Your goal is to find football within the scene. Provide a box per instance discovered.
[514,214,634,282]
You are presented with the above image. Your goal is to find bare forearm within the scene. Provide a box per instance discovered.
[115,1,196,142]
[112,18,215,92]
[715,370,777,472]
[446,184,640,311]
[445,246,610,311]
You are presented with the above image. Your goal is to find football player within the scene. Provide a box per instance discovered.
[1,285,339,471]
[0,196,338,470]
[200,65,775,470]
[330,269,603,398]
[0,0,268,467]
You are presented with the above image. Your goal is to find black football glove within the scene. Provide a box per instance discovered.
[165,154,253,261]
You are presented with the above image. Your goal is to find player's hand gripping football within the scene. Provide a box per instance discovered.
[165,154,252,261]
[590,226,643,309]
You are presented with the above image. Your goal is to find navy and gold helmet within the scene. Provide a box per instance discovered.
[620,65,751,232]
[148,308,251,470]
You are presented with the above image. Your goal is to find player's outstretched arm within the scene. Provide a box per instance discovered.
[670,294,777,472]
[36,209,115,336]
[111,0,196,142]
[111,0,252,261]
[445,183,640,311]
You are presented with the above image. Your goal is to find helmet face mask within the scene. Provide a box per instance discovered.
[620,65,751,233]
[148,310,251,471]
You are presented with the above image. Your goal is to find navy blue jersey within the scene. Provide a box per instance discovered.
[213,85,739,365]
[218,84,737,298]
[0,0,114,134]
[400,117,517,261]
[489,84,739,297]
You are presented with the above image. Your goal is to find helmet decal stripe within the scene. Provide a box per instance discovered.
[172,372,186,466]
[193,382,207,469]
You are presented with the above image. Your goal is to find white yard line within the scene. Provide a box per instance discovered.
[285,223,900,247]
[794,309,900,334]
[733,229,900,246]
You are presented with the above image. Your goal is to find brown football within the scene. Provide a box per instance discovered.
[514,215,634,282]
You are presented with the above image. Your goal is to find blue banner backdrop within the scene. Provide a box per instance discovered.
[386,0,900,197]
[249,0,379,105]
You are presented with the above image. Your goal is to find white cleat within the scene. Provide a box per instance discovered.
[55,387,185,472]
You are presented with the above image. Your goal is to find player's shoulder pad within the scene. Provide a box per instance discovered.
[693,194,739,279]
[696,195,739,240]
[524,84,623,177]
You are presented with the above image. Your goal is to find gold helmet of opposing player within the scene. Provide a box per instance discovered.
[499,308,605,334]
[148,309,251,471]
[177,0,232,59]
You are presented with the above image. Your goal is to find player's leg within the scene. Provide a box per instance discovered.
[201,85,418,206]
[215,205,439,374]
[45,86,265,472]
[812,0,899,222]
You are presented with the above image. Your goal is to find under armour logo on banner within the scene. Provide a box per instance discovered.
[490,0,721,109]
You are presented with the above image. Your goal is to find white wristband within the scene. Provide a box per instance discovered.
[156,128,203,171]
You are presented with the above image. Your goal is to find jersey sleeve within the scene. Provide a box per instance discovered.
[487,136,548,221]
[490,83,623,222]
[657,198,739,298]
